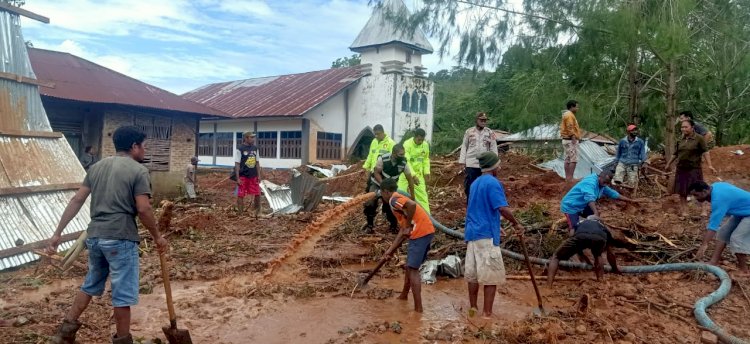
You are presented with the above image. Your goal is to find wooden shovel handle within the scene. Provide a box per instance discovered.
[159,253,177,325]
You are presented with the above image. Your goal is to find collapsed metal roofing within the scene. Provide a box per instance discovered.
[183,67,362,118]
[27,47,227,117]
[349,0,434,54]
[501,124,617,145]
[0,10,88,270]
[539,140,617,179]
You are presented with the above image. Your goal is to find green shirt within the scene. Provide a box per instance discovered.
[84,156,152,242]
[674,133,707,170]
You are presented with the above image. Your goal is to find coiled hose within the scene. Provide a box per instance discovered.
[428,214,747,344]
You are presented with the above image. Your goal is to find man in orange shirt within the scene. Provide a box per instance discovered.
[560,100,582,184]
[380,178,435,313]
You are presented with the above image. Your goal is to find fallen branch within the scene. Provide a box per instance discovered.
[736,280,750,310]
[32,249,86,271]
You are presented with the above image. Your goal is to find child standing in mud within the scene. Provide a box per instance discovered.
[379,179,434,313]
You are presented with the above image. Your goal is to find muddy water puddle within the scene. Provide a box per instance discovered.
[127,278,534,343]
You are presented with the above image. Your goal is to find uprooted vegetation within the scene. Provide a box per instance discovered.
[1,146,750,343]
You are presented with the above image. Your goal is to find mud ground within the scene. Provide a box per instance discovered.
[2,147,750,343]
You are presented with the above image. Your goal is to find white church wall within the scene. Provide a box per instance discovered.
[394,76,433,142]
[347,73,397,147]
[304,92,347,162]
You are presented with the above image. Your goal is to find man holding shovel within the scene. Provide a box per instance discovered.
[46,126,168,344]
[465,151,525,318]
[380,178,434,313]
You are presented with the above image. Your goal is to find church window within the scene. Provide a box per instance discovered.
[419,93,428,114]
[401,91,410,112]
[316,132,343,160]
[406,51,412,63]
[410,91,419,113]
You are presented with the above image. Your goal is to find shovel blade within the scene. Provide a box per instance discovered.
[163,325,193,344]
[532,307,546,317]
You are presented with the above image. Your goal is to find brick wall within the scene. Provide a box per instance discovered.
[101,109,199,199]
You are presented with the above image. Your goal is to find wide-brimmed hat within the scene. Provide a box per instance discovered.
[478,151,501,172]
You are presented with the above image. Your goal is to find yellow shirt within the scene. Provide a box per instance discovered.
[363,135,396,172]
[560,110,581,139]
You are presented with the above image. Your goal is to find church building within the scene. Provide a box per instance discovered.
[185,0,435,169]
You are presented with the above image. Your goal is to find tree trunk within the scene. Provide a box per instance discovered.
[715,113,725,146]
[664,61,677,157]
[627,45,639,124]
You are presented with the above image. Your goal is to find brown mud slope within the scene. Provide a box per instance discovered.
[2,151,750,343]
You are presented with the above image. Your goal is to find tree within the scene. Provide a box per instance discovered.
[331,54,361,68]
[382,0,750,150]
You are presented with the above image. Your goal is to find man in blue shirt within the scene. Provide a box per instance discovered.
[561,169,637,234]
[465,151,525,318]
[690,181,750,275]
[613,124,647,188]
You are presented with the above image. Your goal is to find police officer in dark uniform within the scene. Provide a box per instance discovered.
[363,144,416,234]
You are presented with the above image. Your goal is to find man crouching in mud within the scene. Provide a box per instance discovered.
[547,215,620,286]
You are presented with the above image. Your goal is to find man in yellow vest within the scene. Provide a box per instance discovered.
[363,124,396,172]
[399,128,431,213]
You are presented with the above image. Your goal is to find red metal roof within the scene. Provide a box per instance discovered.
[182,67,362,118]
[27,48,227,117]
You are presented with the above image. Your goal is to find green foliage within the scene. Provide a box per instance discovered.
[400,0,750,151]
[330,54,361,68]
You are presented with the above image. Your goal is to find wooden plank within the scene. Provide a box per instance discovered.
[0,71,55,88]
[0,183,81,197]
[0,129,63,139]
[0,231,82,260]
[0,2,50,23]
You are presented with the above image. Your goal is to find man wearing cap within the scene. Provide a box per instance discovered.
[363,144,416,234]
[459,112,498,201]
[613,124,647,188]
[184,156,199,199]
[234,131,263,217]
[464,151,525,318]
[561,169,638,233]
[547,215,620,286]
[363,124,396,172]
[560,100,582,184]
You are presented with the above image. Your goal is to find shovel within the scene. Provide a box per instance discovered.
[517,232,546,316]
[159,253,193,344]
[351,234,407,296]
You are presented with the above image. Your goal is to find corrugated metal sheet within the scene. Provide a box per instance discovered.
[291,171,327,212]
[27,48,228,117]
[183,67,361,118]
[539,140,616,179]
[0,10,90,270]
[349,0,434,54]
[502,124,616,145]
[259,180,293,213]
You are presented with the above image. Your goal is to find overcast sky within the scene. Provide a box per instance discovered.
[20,0,473,95]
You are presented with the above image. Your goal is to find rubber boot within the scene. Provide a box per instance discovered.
[363,215,375,234]
[49,319,82,344]
[112,333,133,344]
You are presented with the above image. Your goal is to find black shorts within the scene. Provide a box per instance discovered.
[553,234,606,261]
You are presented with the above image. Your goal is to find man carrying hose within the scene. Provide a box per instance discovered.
[464,151,525,318]
[362,144,416,233]
[690,181,750,276]
[561,169,638,234]
[46,126,168,344]
[547,215,620,287]
[380,178,434,313]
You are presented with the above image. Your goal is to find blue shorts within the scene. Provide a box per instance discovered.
[81,238,140,307]
[406,233,434,269]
